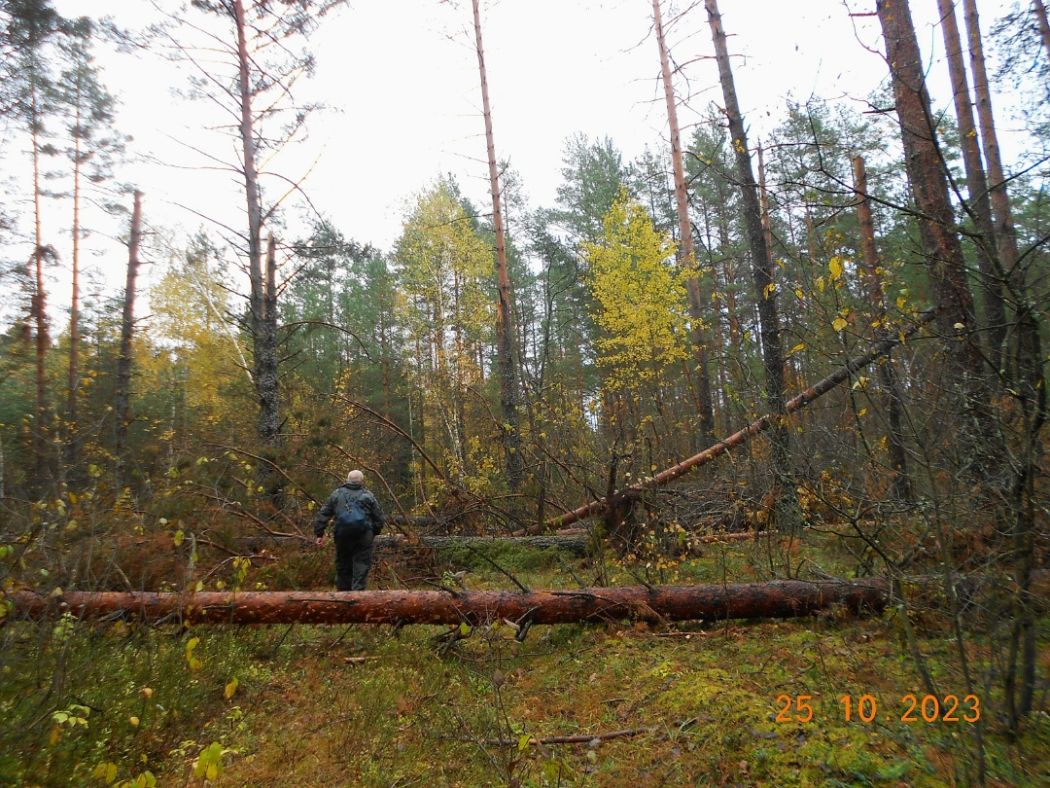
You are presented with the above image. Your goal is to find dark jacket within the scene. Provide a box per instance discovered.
[314,482,385,537]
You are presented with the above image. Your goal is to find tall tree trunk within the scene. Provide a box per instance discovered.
[851,155,913,502]
[651,0,715,446]
[1034,0,1050,65]
[67,78,82,472]
[937,0,1007,373]
[875,0,988,394]
[471,0,523,491]
[114,190,143,479]
[260,232,279,444]
[704,0,792,495]
[963,0,1046,729]
[232,0,278,454]
[30,70,49,492]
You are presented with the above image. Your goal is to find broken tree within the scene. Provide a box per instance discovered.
[8,578,888,626]
[532,308,937,532]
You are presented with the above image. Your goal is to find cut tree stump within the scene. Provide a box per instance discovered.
[7,579,887,626]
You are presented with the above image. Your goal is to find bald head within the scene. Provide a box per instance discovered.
[346,469,364,485]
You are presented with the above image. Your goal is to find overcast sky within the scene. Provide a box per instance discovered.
[19,0,1036,312]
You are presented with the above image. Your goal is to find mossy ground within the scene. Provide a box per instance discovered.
[1,538,1047,786]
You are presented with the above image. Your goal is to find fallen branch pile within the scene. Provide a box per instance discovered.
[8,578,887,626]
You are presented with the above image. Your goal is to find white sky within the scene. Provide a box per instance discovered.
[10,0,1037,318]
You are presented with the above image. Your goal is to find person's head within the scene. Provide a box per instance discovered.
[346,469,364,486]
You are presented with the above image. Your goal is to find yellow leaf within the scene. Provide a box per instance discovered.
[129,715,140,727]
[789,342,806,355]
[224,677,239,700]
[829,256,844,281]
[173,529,185,548]
[816,276,826,293]
[763,282,777,299]
[793,288,804,300]
[832,317,848,332]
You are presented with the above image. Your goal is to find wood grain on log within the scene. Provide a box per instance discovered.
[8,579,887,626]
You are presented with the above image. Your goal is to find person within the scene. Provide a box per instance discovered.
[314,469,385,591]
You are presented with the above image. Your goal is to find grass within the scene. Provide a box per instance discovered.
[1,537,1047,786]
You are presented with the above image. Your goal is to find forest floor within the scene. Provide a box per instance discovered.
[2,535,1048,786]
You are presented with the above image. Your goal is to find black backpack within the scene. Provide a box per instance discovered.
[335,494,370,535]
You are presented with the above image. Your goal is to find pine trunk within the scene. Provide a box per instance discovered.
[31,74,49,492]
[1034,0,1050,65]
[67,83,82,471]
[233,0,278,455]
[875,0,988,410]
[851,155,913,502]
[963,0,1046,728]
[11,579,888,626]
[114,190,143,477]
[651,0,716,446]
[704,0,791,491]
[937,0,1007,373]
[472,0,523,491]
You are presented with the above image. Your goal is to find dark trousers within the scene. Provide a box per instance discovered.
[334,528,374,591]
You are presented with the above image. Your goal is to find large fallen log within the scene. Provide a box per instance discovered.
[7,579,887,626]
[540,309,938,532]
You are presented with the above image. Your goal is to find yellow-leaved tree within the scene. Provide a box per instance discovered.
[585,190,689,391]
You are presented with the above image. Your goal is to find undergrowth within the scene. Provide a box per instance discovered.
[1,539,1047,786]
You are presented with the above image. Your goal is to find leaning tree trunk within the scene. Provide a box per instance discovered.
[876,0,994,467]
[472,0,524,492]
[8,579,888,626]
[936,0,1007,374]
[539,308,936,531]
[704,0,792,507]
[851,155,913,502]
[652,0,715,446]
[114,191,143,480]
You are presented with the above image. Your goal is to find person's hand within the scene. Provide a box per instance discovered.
[315,536,325,547]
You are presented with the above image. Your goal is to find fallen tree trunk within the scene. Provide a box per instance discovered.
[539,310,938,532]
[8,579,887,626]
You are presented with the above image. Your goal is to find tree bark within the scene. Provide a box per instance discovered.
[876,0,994,472]
[9,579,888,625]
[472,0,523,491]
[543,309,937,531]
[937,0,1006,373]
[651,0,715,446]
[258,233,280,449]
[704,0,791,482]
[963,0,1046,729]
[851,155,913,502]
[1033,0,1050,68]
[67,74,83,472]
[114,190,143,477]
[232,0,278,454]
[30,68,49,492]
